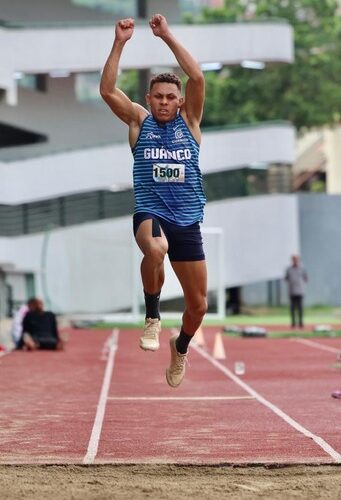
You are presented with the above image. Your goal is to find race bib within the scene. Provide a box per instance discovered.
[153,163,185,183]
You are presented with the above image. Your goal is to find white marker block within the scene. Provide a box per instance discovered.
[213,331,226,360]
[194,326,205,347]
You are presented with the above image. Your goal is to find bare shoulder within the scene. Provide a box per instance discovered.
[131,102,149,126]
[180,107,202,145]
[129,104,149,148]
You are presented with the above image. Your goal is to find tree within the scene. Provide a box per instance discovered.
[191,0,341,130]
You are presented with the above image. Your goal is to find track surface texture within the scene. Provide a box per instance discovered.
[1,327,340,499]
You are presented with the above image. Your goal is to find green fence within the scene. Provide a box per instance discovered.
[0,167,272,236]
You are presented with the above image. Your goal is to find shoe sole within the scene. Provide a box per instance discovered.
[165,368,182,388]
[139,342,160,352]
[166,337,185,388]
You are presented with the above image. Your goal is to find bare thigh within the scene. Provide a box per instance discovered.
[171,260,207,308]
[135,218,168,258]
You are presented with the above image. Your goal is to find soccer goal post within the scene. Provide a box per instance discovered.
[131,226,225,322]
[38,220,224,323]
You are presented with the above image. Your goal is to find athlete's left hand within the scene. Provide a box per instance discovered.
[149,14,170,38]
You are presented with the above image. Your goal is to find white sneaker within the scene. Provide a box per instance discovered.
[166,336,187,388]
[139,318,161,351]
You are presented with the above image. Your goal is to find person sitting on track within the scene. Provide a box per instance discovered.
[17,298,64,351]
[10,298,36,349]
[100,14,207,387]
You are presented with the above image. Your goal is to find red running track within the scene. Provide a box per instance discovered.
[0,327,340,465]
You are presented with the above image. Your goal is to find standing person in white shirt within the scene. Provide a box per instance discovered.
[285,255,308,328]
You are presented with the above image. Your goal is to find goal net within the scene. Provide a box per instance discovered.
[131,226,225,322]
[39,220,225,322]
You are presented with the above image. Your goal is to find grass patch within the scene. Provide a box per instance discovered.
[74,307,341,330]
[222,330,341,339]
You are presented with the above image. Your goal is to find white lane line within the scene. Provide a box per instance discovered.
[83,329,119,465]
[107,396,254,401]
[0,350,13,359]
[291,338,340,354]
[191,342,341,463]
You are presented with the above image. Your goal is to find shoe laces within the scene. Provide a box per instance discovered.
[172,352,188,375]
[144,318,160,340]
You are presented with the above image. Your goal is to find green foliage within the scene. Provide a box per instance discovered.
[310,180,326,192]
[117,70,140,103]
[194,0,341,130]
[73,0,135,16]
[203,168,268,200]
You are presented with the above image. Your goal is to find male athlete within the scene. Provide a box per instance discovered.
[100,14,207,387]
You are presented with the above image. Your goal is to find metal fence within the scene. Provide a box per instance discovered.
[0,167,275,236]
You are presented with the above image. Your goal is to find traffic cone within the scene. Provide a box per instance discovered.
[213,331,226,360]
[194,326,205,347]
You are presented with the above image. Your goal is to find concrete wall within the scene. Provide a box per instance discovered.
[0,0,179,24]
[4,183,340,311]
[0,0,118,24]
[294,125,341,195]
[298,194,341,306]
[0,22,293,78]
[0,78,295,161]
[0,195,299,313]
[243,193,341,307]
[207,195,299,287]
[0,84,128,161]
[0,121,295,203]
[325,126,341,194]
[146,0,180,22]
[242,280,291,306]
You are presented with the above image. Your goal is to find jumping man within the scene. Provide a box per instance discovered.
[100,14,207,387]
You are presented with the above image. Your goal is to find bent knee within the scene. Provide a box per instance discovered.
[143,241,167,263]
[188,297,208,319]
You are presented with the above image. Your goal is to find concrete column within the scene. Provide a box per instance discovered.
[138,68,150,106]
[36,74,48,92]
[137,0,147,18]
[325,126,341,194]
[0,268,7,318]
[267,164,293,193]
[146,0,180,23]
[47,74,76,100]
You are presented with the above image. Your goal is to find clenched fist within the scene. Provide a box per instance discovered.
[115,18,135,42]
[149,14,170,38]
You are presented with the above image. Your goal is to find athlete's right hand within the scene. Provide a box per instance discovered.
[115,18,135,42]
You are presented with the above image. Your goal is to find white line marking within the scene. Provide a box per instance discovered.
[291,338,340,354]
[191,342,341,463]
[0,350,12,359]
[107,396,254,401]
[83,329,119,465]
[100,335,114,360]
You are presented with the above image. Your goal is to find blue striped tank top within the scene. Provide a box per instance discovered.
[132,113,206,226]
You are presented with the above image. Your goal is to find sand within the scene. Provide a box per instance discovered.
[1,465,341,499]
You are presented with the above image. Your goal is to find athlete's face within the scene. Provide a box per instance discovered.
[146,82,183,123]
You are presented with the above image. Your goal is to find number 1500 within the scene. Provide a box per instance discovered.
[154,166,180,179]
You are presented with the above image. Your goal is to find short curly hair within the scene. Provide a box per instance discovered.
[149,73,182,92]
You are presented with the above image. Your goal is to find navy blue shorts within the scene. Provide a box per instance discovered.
[133,212,205,262]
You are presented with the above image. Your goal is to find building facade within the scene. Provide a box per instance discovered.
[0,0,301,315]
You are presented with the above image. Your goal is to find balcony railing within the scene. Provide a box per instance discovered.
[0,166,288,237]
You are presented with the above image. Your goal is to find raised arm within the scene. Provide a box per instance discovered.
[100,19,147,128]
[149,14,205,130]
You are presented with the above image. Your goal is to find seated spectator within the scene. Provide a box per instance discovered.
[18,298,64,351]
[11,298,36,348]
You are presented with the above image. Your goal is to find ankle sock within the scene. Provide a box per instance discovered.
[144,290,161,319]
[176,328,193,354]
